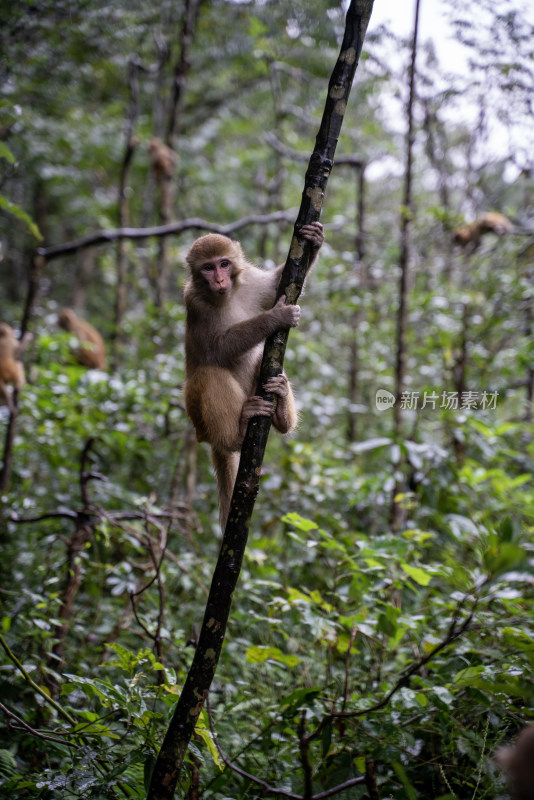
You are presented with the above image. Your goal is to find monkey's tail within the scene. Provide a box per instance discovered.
[211,448,240,531]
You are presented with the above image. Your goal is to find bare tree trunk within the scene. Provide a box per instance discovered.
[167,0,203,149]
[422,100,454,280]
[45,440,96,696]
[46,518,93,696]
[348,162,366,443]
[0,249,43,492]
[525,263,534,420]
[0,400,19,493]
[365,757,380,800]
[390,0,421,531]
[154,0,203,306]
[113,60,140,363]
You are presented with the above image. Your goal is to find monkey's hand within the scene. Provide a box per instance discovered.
[263,373,289,398]
[272,295,301,328]
[238,395,275,444]
[300,221,324,254]
[264,373,294,434]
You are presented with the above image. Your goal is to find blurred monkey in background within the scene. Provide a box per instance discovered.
[149,137,177,219]
[453,211,513,250]
[57,309,106,370]
[0,323,32,412]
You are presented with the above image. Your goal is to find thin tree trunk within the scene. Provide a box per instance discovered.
[0,400,18,493]
[525,263,534,420]
[167,0,203,149]
[45,440,96,696]
[113,59,140,362]
[46,518,93,696]
[154,0,203,306]
[453,302,469,460]
[348,162,366,443]
[0,250,43,492]
[146,4,375,797]
[390,0,421,531]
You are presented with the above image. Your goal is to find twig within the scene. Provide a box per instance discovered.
[0,635,76,725]
[0,702,78,748]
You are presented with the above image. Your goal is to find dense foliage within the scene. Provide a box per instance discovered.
[1,1,533,798]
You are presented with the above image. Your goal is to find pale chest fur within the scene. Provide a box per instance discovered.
[222,292,264,392]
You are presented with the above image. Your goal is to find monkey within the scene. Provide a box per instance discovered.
[0,323,32,412]
[57,309,107,370]
[494,726,534,800]
[183,222,324,529]
[149,137,176,183]
[149,137,177,219]
[453,211,513,250]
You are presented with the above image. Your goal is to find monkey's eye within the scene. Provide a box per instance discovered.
[202,263,214,271]
[220,259,231,269]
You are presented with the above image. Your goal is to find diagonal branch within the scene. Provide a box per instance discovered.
[146,3,375,799]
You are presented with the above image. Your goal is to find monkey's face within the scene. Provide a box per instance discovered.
[199,256,234,295]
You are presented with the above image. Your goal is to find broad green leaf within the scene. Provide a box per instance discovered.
[246,645,300,667]
[282,512,318,531]
[401,562,432,586]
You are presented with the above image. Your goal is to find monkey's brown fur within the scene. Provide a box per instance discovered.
[453,211,513,249]
[149,138,176,219]
[495,726,534,800]
[149,138,176,182]
[0,323,27,412]
[183,225,323,529]
[57,309,107,370]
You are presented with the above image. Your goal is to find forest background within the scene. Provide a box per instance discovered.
[0,0,533,798]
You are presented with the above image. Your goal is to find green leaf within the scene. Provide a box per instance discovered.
[483,542,526,576]
[0,142,15,164]
[0,195,42,239]
[279,687,322,714]
[400,562,432,586]
[195,710,224,770]
[282,512,318,531]
[378,604,401,637]
[0,749,17,778]
[246,645,300,667]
